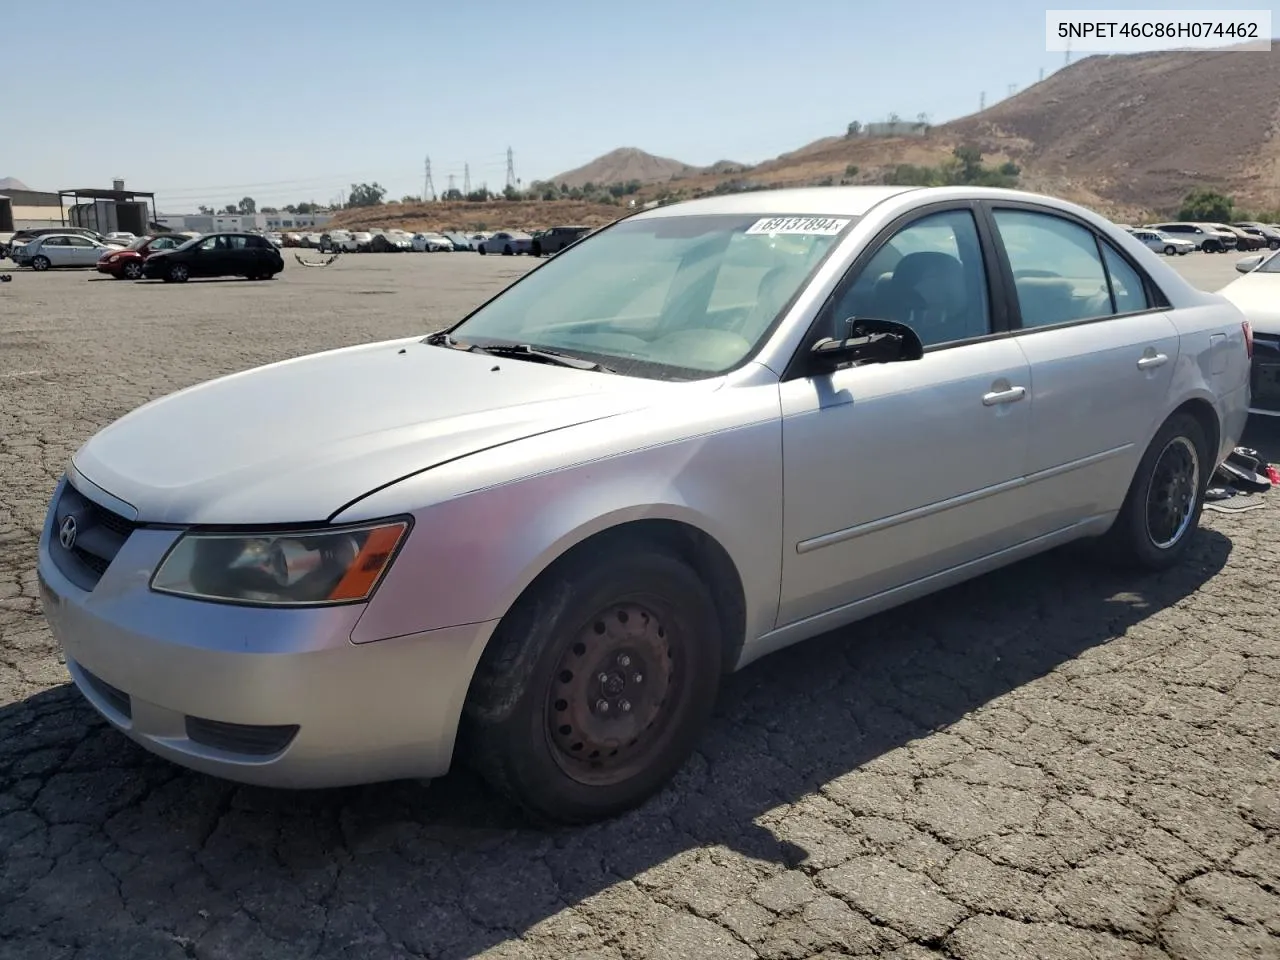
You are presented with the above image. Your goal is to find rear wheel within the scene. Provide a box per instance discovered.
[1102,412,1208,569]
[462,547,723,824]
[31,255,50,271]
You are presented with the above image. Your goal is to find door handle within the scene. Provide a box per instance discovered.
[982,386,1026,406]
[1137,353,1168,370]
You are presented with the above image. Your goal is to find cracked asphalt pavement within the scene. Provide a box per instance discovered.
[1,253,1277,959]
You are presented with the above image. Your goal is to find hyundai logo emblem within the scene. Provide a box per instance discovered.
[59,516,78,551]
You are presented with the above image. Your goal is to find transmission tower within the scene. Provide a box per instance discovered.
[424,156,436,201]
[505,147,516,190]
[1039,67,1044,82]
[446,174,456,197]
[1065,40,1072,67]
[1007,83,1017,98]
[464,164,471,196]
[979,91,986,110]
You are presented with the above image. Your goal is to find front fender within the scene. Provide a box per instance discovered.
[342,396,784,648]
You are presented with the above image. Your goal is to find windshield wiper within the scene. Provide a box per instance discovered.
[423,331,474,350]
[473,342,614,372]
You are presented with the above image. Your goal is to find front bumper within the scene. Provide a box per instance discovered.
[37,475,496,788]
[1250,334,1280,415]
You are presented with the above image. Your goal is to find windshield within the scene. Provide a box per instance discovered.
[447,213,853,378]
[1256,251,1280,274]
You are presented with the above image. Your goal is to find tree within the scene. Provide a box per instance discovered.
[261,206,278,214]
[294,201,318,214]
[347,182,387,208]
[442,188,463,201]
[1179,189,1234,223]
[845,164,860,178]
[846,121,862,137]
[237,196,256,214]
[401,194,422,204]
[221,203,237,214]
[502,184,522,201]
[197,205,213,215]
[467,188,492,202]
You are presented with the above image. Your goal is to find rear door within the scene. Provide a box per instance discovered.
[985,202,1180,531]
[40,237,72,266]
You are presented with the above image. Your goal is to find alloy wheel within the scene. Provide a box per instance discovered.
[1144,435,1200,549]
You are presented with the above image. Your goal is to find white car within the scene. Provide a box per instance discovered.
[1130,229,1195,256]
[412,232,452,252]
[352,232,374,251]
[36,185,1250,823]
[1146,222,1235,253]
[320,230,359,253]
[1218,249,1280,416]
[12,233,117,270]
[105,231,137,244]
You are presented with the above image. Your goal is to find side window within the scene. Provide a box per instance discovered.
[67,237,92,247]
[227,236,249,250]
[1100,244,1150,314]
[992,209,1111,329]
[825,208,992,348]
[247,236,268,249]
[45,237,68,246]
[200,237,219,251]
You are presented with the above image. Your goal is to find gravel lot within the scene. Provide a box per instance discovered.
[1,251,1277,960]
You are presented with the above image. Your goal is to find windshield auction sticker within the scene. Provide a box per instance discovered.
[745,217,851,236]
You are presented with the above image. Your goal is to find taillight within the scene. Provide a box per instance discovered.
[1244,320,1254,359]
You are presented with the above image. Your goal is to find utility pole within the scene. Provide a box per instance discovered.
[1039,67,1044,82]
[424,156,436,201]
[1065,40,1072,67]
[464,164,471,196]
[505,147,516,191]
[979,91,986,110]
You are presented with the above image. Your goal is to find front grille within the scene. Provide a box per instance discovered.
[48,482,138,591]
[80,665,132,719]
[185,716,299,757]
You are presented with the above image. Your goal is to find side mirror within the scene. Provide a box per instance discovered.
[1237,255,1264,273]
[809,317,924,371]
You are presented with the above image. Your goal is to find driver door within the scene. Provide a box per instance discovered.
[777,204,1035,626]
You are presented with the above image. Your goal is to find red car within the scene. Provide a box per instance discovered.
[96,233,188,280]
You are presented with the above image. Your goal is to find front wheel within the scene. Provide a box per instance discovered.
[478,245,487,255]
[1164,245,1176,255]
[462,546,724,824]
[502,244,513,256]
[123,261,144,280]
[1102,412,1208,569]
[167,263,189,283]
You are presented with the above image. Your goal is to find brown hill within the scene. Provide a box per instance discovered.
[944,46,1280,214]
[626,44,1280,220]
[547,147,701,188]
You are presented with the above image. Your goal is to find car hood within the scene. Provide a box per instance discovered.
[72,337,691,525]
[1219,273,1280,334]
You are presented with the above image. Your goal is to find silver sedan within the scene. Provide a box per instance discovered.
[38,185,1251,823]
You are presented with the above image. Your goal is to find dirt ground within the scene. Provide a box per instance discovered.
[0,251,1276,959]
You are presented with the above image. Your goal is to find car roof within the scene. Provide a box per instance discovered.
[629,186,920,220]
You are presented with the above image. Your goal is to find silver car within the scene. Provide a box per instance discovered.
[37,186,1251,823]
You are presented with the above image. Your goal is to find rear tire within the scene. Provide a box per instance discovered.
[1102,412,1209,570]
[31,255,50,271]
[461,547,723,825]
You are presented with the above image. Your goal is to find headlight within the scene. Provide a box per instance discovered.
[150,520,409,606]
[107,254,120,263]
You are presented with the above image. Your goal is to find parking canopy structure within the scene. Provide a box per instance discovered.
[59,184,158,236]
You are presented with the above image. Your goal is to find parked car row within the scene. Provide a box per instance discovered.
[277,225,595,257]
[1119,220,1280,254]
[4,229,284,283]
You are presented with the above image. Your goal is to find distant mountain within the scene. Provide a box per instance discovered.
[0,177,31,192]
[547,147,701,188]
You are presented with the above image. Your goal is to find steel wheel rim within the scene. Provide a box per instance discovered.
[544,599,682,786]
[1145,435,1200,549]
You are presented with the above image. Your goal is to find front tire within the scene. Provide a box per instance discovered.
[478,245,487,255]
[1103,412,1209,570]
[1164,245,1176,255]
[503,244,513,256]
[462,546,723,824]
[167,263,189,283]
[123,261,144,280]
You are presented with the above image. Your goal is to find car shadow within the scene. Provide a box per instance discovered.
[0,530,1233,956]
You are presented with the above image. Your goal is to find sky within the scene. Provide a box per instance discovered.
[2,0,1276,213]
